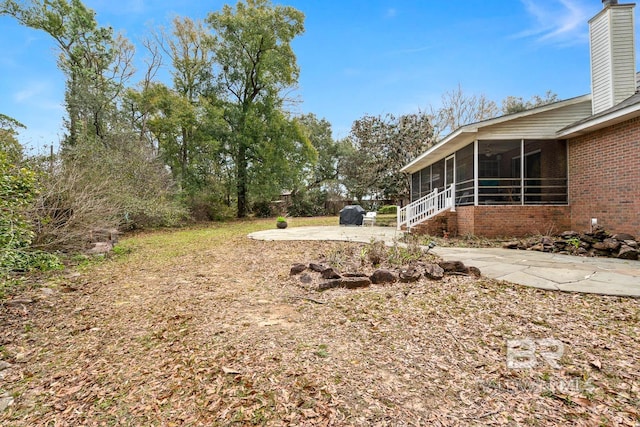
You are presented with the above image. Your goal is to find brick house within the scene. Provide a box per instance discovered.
[399,0,640,238]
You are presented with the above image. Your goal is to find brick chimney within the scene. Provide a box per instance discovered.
[589,1,637,114]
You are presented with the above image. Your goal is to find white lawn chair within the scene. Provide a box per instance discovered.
[363,211,377,226]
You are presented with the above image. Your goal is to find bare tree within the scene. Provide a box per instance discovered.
[501,90,559,115]
[429,84,498,140]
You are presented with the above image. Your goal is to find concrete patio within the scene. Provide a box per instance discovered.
[249,226,640,298]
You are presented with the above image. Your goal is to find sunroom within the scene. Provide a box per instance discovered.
[410,138,568,207]
[399,95,593,237]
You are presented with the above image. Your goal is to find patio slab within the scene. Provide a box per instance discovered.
[249,226,640,297]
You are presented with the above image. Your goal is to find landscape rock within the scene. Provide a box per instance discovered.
[290,263,307,275]
[467,266,482,277]
[422,263,445,280]
[399,266,421,283]
[612,233,635,242]
[593,238,620,251]
[502,241,520,249]
[343,272,369,278]
[541,236,554,246]
[370,269,397,284]
[87,241,114,255]
[318,277,371,291]
[529,243,545,252]
[617,245,638,260]
[503,228,640,260]
[299,273,313,284]
[439,261,468,274]
[0,392,13,413]
[4,298,34,307]
[309,263,328,272]
[321,267,341,279]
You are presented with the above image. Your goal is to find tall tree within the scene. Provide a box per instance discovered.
[1,0,134,147]
[501,90,559,114]
[205,0,307,217]
[296,113,342,189]
[133,17,222,193]
[344,112,434,203]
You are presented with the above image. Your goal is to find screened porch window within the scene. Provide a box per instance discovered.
[409,139,567,206]
[455,144,474,205]
[478,140,521,205]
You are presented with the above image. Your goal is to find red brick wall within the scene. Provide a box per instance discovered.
[455,205,571,238]
[568,117,640,235]
[411,210,458,236]
[411,206,570,238]
[456,206,475,236]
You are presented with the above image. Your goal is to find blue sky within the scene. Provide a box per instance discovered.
[1,0,636,152]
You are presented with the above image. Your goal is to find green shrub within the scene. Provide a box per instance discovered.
[0,149,62,279]
[287,189,327,217]
[378,205,397,214]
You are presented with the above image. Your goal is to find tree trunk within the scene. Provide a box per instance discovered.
[236,141,248,218]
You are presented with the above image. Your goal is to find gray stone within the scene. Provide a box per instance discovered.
[4,298,33,307]
[87,241,113,255]
[321,267,341,279]
[299,273,313,284]
[468,266,482,277]
[529,243,545,252]
[592,240,617,251]
[343,272,368,277]
[438,261,468,273]
[422,263,444,280]
[399,266,421,283]
[541,236,554,246]
[289,263,307,275]
[612,233,636,242]
[318,277,371,291]
[502,241,520,249]
[0,395,13,412]
[370,269,397,284]
[617,245,638,260]
[623,240,638,249]
[309,263,328,272]
[0,361,12,371]
[604,238,622,251]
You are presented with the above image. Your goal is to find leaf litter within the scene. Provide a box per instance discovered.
[0,224,638,426]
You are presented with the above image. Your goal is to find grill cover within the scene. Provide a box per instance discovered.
[339,205,366,226]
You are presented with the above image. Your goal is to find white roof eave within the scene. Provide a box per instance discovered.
[401,94,592,174]
[557,102,640,138]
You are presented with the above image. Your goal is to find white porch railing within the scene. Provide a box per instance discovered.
[397,184,455,231]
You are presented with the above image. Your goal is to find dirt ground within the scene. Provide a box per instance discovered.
[0,221,639,426]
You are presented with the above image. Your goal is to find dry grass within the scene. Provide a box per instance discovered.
[0,218,638,426]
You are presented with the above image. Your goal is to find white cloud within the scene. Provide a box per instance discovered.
[13,81,64,112]
[515,0,594,45]
[14,82,49,103]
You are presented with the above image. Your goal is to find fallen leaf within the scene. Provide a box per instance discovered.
[57,385,82,397]
[222,366,241,375]
[573,397,592,407]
